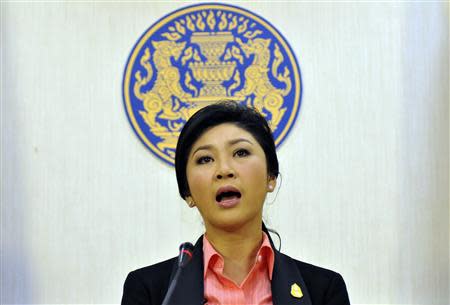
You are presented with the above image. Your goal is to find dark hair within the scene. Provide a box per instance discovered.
[175,100,279,199]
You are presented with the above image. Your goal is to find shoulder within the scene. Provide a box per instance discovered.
[121,257,177,305]
[279,252,350,305]
[296,259,345,289]
[130,257,177,282]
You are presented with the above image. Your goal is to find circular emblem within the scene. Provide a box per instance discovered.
[123,3,302,166]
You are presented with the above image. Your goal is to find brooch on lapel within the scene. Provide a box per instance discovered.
[290,283,303,299]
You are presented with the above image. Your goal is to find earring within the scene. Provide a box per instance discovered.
[187,198,195,207]
[268,184,273,190]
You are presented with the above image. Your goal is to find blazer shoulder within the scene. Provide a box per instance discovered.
[122,257,177,305]
[296,259,343,283]
[132,256,177,280]
[280,253,350,305]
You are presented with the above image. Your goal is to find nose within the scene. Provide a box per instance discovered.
[216,171,235,180]
[215,160,235,180]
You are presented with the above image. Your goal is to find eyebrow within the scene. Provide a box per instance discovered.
[191,138,253,156]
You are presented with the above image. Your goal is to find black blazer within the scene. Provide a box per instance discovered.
[121,236,350,305]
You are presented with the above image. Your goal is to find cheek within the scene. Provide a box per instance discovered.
[241,159,269,187]
[187,168,209,196]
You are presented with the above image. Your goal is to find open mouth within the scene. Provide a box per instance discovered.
[215,186,242,203]
[216,191,242,202]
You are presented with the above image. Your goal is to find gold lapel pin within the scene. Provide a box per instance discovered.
[290,283,303,299]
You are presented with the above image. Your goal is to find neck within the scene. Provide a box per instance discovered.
[204,220,263,285]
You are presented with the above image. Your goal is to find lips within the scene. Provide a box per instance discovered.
[215,186,241,208]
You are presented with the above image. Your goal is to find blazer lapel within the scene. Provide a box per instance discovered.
[271,251,313,305]
[168,237,205,305]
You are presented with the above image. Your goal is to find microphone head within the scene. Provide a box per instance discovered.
[178,242,194,268]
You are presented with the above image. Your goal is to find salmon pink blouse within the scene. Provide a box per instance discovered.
[202,233,275,305]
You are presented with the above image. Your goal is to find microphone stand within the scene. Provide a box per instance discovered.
[161,242,194,305]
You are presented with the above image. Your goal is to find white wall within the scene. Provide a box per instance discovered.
[1,2,448,304]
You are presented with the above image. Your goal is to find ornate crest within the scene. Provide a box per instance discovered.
[123,3,302,166]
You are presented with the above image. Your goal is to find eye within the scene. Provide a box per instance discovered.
[196,156,213,164]
[234,149,250,158]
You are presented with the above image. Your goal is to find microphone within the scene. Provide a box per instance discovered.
[178,242,194,267]
[161,242,195,305]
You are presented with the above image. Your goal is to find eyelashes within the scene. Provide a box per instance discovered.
[194,149,251,165]
[234,148,250,157]
[196,156,213,164]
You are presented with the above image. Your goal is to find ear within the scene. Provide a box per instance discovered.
[267,176,277,193]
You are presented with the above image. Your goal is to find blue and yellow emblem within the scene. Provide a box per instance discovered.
[123,3,302,166]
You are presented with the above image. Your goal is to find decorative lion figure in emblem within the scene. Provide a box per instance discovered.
[235,37,291,129]
[134,40,191,122]
[134,40,193,154]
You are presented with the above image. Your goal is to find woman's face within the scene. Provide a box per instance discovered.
[186,123,276,232]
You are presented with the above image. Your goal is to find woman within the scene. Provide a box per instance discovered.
[122,101,350,305]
